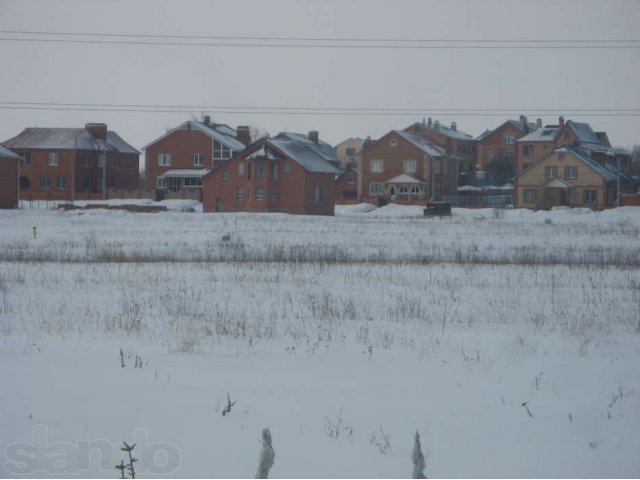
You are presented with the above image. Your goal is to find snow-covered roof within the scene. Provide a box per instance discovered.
[405,121,474,141]
[142,121,246,152]
[566,121,601,144]
[545,177,575,189]
[557,147,633,183]
[159,169,211,178]
[0,144,21,159]
[277,132,338,164]
[384,173,425,184]
[262,135,340,174]
[518,127,559,143]
[475,119,537,141]
[2,128,140,154]
[246,145,283,160]
[394,130,447,156]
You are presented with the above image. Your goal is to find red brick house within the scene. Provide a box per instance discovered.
[143,117,249,199]
[0,144,21,208]
[202,131,339,215]
[2,123,139,201]
[475,115,538,184]
[358,130,457,205]
[335,165,358,204]
[404,118,476,184]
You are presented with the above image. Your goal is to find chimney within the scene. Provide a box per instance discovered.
[204,115,211,125]
[559,116,565,128]
[434,120,440,130]
[236,126,251,146]
[519,115,527,128]
[422,117,426,126]
[428,117,432,128]
[451,121,457,132]
[85,123,107,140]
[308,130,319,143]
[536,118,542,128]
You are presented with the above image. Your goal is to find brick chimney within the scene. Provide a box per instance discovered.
[559,116,565,128]
[204,115,211,125]
[308,130,319,143]
[519,115,527,128]
[451,121,457,132]
[236,126,251,146]
[428,117,432,128]
[85,123,108,140]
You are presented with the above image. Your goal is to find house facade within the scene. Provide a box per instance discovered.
[0,145,21,208]
[514,146,635,209]
[404,118,476,184]
[2,123,139,201]
[202,131,339,215]
[358,130,457,205]
[143,117,249,199]
[475,116,538,184]
[335,165,358,204]
[333,137,365,169]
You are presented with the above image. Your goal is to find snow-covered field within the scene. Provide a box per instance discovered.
[1,203,639,478]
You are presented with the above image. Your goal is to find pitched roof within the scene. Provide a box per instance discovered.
[2,127,139,154]
[394,130,447,156]
[384,173,425,184]
[0,144,22,159]
[142,120,246,151]
[158,169,210,178]
[475,118,537,141]
[405,121,474,141]
[566,121,601,144]
[261,134,340,174]
[518,127,559,143]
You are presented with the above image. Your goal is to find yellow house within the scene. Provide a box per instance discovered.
[514,146,635,209]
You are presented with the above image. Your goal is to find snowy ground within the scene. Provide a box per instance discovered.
[1,203,639,478]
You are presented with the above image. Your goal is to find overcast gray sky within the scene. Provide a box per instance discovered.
[1,0,639,155]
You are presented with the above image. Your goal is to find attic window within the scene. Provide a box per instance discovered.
[390,139,398,147]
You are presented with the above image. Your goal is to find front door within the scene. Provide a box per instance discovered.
[388,185,397,200]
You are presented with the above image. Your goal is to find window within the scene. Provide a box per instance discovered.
[523,145,534,157]
[564,166,577,180]
[583,190,598,204]
[399,185,409,194]
[48,152,59,166]
[503,152,514,162]
[183,177,203,187]
[158,153,171,166]
[236,187,244,201]
[404,160,417,173]
[223,171,229,184]
[20,152,31,165]
[55,176,66,189]
[370,183,383,195]
[256,186,265,201]
[271,163,278,180]
[390,139,397,147]
[237,162,245,175]
[346,175,356,184]
[544,166,558,179]
[270,189,278,200]
[314,185,321,203]
[193,153,204,166]
[213,141,232,161]
[255,163,265,181]
[370,159,383,173]
[41,175,51,189]
[433,159,441,174]
[284,163,291,174]
[524,189,537,203]
[345,147,356,156]
[503,135,515,145]
[489,152,497,162]
[410,185,421,194]
[156,177,167,189]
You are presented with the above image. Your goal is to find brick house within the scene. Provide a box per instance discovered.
[2,123,139,201]
[475,115,538,184]
[333,137,365,169]
[143,116,249,199]
[514,146,635,209]
[202,131,339,215]
[404,118,476,185]
[358,130,457,205]
[0,144,21,208]
[335,165,358,204]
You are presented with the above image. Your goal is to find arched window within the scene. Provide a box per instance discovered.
[399,185,409,194]
[410,185,421,195]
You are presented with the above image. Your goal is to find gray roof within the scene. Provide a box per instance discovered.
[566,121,601,144]
[2,127,139,154]
[518,127,559,143]
[394,130,447,156]
[0,144,21,159]
[266,134,340,174]
[476,119,537,141]
[142,120,246,152]
[406,121,474,141]
[566,147,634,183]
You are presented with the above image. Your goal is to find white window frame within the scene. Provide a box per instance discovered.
[370,183,383,195]
[48,152,59,166]
[156,177,168,189]
[193,153,204,166]
[404,159,417,173]
[503,135,515,145]
[158,153,171,166]
[370,159,383,173]
[256,186,265,201]
[237,162,245,175]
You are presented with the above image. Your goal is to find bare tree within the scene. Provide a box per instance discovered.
[255,428,275,479]
[249,124,271,142]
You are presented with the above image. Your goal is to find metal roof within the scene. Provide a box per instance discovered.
[2,127,139,154]
[159,169,211,178]
[475,119,537,141]
[394,130,447,156]
[518,127,559,143]
[560,147,633,183]
[142,121,246,152]
[266,135,340,174]
[405,121,474,141]
[277,132,338,163]
[0,144,22,159]
[566,121,601,144]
